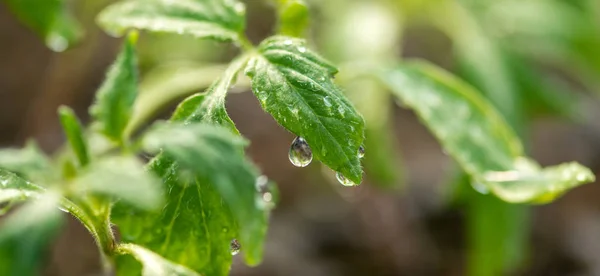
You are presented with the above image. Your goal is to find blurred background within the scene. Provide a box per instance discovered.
[2,0,600,275]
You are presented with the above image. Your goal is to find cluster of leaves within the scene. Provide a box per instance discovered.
[1,0,365,275]
[1,0,597,275]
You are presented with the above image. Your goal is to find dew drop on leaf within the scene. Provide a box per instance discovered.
[297,46,306,53]
[283,39,293,45]
[289,136,312,167]
[255,175,275,209]
[471,180,489,194]
[358,146,365,158]
[336,172,358,186]
[230,239,241,255]
[323,96,332,107]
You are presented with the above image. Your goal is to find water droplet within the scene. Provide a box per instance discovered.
[222,227,229,233]
[283,39,293,45]
[47,35,68,52]
[323,96,332,107]
[256,175,268,191]
[289,137,312,167]
[297,46,307,53]
[358,146,365,158]
[290,108,299,117]
[0,179,7,187]
[338,106,345,116]
[230,239,241,255]
[471,181,489,194]
[336,172,358,186]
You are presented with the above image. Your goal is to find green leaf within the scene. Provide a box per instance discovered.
[142,122,268,265]
[0,193,64,276]
[379,61,595,203]
[72,156,162,210]
[58,106,90,167]
[0,169,43,204]
[4,0,81,51]
[97,0,246,43]
[0,141,51,181]
[245,36,365,183]
[481,159,595,204]
[116,243,200,276]
[112,163,241,276]
[276,0,309,37]
[90,33,139,143]
[170,54,252,133]
[382,60,522,175]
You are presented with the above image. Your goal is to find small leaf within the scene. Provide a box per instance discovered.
[245,36,365,183]
[72,156,162,210]
[90,33,139,143]
[58,106,90,167]
[276,0,309,37]
[380,61,595,203]
[171,54,251,133]
[0,169,43,204]
[116,243,200,276]
[0,193,64,276]
[0,141,51,181]
[142,122,267,264]
[4,0,82,51]
[97,0,246,42]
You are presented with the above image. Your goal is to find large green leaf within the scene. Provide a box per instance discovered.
[245,36,365,183]
[379,61,595,203]
[97,0,246,43]
[58,106,90,167]
[115,243,200,276]
[72,156,162,210]
[0,193,64,276]
[142,122,267,264]
[89,33,139,143]
[0,141,51,182]
[0,169,43,204]
[112,160,242,276]
[4,0,81,51]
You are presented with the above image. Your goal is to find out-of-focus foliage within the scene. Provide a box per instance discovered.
[3,0,81,51]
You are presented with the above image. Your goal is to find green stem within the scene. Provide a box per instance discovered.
[60,198,116,259]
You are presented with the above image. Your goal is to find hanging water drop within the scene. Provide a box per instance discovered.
[230,239,241,255]
[336,172,358,186]
[358,146,365,158]
[289,137,312,167]
[471,181,489,194]
[255,175,274,206]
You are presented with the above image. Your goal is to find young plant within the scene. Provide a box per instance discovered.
[1,0,364,275]
[1,0,597,275]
